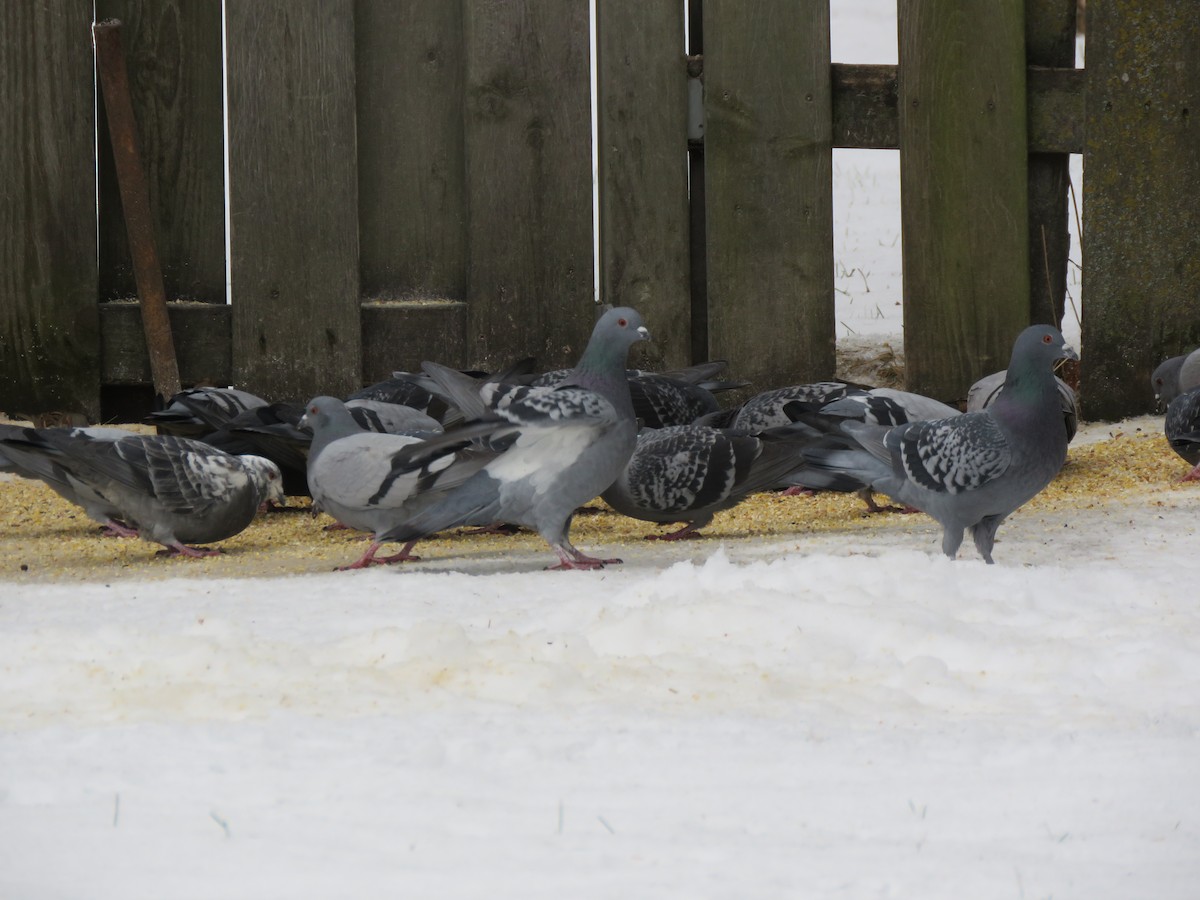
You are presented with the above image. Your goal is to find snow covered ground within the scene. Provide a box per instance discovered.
[3,5,1196,899]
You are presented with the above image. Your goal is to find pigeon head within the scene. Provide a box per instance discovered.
[573,307,651,376]
[1007,325,1077,373]
[241,455,286,506]
[998,325,1077,406]
[1152,355,1187,407]
[300,396,356,433]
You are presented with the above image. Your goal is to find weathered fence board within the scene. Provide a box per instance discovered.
[1081,0,1200,420]
[702,0,836,390]
[95,0,225,306]
[596,0,691,371]
[356,0,465,305]
[1025,0,1077,332]
[462,0,594,372]
[101,301,231,386]
[0,1,100,421]
[898,0,1030,402]
[225,1,362,402]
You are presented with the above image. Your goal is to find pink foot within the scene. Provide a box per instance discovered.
[780,486,815,497]
[545,545,622,570]
[1182,463,1200,483]
[101,520,139,538]
[336,540,420,571]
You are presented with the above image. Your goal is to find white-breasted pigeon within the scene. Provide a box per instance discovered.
[377,307,651,570]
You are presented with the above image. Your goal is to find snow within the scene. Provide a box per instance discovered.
[3,6,1197,900]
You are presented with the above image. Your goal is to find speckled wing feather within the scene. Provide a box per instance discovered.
[103,435,255,517]
[1165,388,1200,467]
[890,415,1012,495]
[621,427,738,515]
[484,383,620,429]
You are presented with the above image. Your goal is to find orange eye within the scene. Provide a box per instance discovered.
[618,317,628,327]
[1042,334,1053,344]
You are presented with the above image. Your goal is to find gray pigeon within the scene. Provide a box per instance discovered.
[0,429,284,556]
[378,306,651,570]
[967,369,1079,442]
[800,325,1078,563]
[302,396,485,569]
[718,382,858,432]
[1151,354,1189,407]
[601,423,815,540]
[0,423,141,536]
[1151,348,1200,409]
[1164,387,1200,482]
[781,388,962,511]
[145,387,268,437]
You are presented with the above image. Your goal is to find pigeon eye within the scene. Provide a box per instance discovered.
[617,317,628,327]
[1042,334,1053,344]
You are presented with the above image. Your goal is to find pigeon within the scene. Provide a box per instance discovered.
[800,324,1078,563]
[302,396,486,569]
[206,400,443,498]
[707,382,858,432]
[525,360,744,429]
[1150,348,1200,409]
[967,369,1079,442]
[376,306,652,570]
[601,423,816,539]
[0,423,141,536]
[1164,387,1200,482]
[145,387,268,437]
[0,428,284,556]
[781,388,962,510]
[1151,354,1189,407]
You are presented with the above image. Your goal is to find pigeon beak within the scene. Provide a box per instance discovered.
[637,326,651,342]
[1062,342,1079,362]
[298,414,309,429]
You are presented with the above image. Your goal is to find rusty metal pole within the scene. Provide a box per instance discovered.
[93,18,181,404]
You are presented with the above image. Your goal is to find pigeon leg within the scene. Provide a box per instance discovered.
[336,540,420,571]
[969,514,1005,565]
[780,486,815,497]
[101,519,139,538]
[940,526,966,561]
[645,521,706,541]
[858,488,912,514]
[1181,461,1200,482]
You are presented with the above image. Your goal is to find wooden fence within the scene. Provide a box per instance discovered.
[1,0,1197,424]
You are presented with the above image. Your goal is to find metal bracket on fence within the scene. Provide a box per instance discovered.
[687,55,705,143]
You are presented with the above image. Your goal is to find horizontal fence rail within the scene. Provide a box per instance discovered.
[1,0,1198,424]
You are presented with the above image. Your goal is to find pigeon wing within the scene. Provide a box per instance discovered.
[891,415,1012,495]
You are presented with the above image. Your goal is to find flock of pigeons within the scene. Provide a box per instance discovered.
[1,306,1194,570]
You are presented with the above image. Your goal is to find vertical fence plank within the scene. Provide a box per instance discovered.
[356,0,465,301]
[702,0,835,389]
[225,1,361,401]
[95,0,225,305]
[898,0,1029,401]
[0,1,100,420]
[596,0,690,370]
[1081,0,1200,420]
[462,0,594,371]
[1025,0,1076,331]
